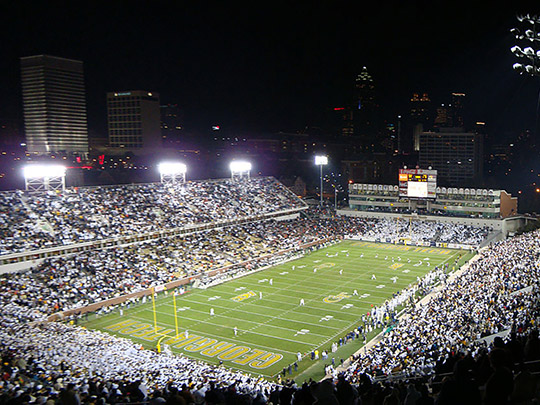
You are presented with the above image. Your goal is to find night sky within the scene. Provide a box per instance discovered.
[0,2,538,141]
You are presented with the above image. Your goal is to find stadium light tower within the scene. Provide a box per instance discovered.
[23,164,66,192]
[314,155,328,207]
[230,160,252,181]
[511,14,540,77]
[511,14,540,139]
[158,162,187,185]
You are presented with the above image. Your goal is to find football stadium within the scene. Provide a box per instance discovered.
[1,169,539,404]
[6,3,540,402]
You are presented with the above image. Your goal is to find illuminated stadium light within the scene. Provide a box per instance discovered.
[23,164,66,192]
[158,162,187,185]
[158,162,187,175]
[23,164,66,179]
[511,14,540,77]
[230,160,252,181]
[230,161,252,172]
[314,155,328,207]
[314,155,328,166]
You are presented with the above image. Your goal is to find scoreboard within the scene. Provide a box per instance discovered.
[398,169,437,198]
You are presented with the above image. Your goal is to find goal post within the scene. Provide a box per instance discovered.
[151,286,181,352]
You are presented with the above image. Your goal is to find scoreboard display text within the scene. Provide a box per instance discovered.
[398,169,437,198]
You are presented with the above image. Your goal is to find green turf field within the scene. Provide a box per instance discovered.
[82,240,470,381]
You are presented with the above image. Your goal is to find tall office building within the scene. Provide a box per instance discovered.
[107,91,161,150]
[336,67,377,142]
[355,66,375,112]
[410,93,432,151]
[20,55,89,155]
[334,107,354,138]
[410,93,432,124]
[338,66,380,151]
[433,93,466,129]
[419,128,483,185]
[354,67,377,138]
[450,92,465,128]
[160,103,183,146]
[434,104,450,128]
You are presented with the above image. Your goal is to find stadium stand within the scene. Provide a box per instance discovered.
[1,178,538,404]
[0,177,306,255]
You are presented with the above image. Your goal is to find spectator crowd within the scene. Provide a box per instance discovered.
[361,218,489,246]
[2,177,538,404]
[0,178,305,255]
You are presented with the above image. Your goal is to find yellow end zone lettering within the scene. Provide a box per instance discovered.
[104,321,286,372]
[249,353,283,369]
[218,346,251,360]
[105,319,138,331]
[200,342,236,357]
[164,335,190,345]
[232,349,266,365]
[117,322,153,335]
[172,335,203,349]
[184,338,218,352]
[132,326,175,341]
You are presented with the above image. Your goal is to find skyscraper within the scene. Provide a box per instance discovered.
[410,93,432,151]
[433,93,466,129]
[160,103,183,146]
[410,93,432,124]
[336,67,377,142]
[434,104,450,128]
[355,66,375,112]
[353,67,380,149]
[419,128,483,185]
[107,91,161,150]
[450,92,465,128]
[20,55,89,155]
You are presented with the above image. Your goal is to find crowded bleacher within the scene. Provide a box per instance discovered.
[361,218,489,246]
[0,177,305,255]
[1,177,539,404]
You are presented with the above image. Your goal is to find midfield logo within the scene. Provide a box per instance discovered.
[323,292,351,303]
[232,290,256,302]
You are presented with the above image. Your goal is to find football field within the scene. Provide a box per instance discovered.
[83,240,470,379]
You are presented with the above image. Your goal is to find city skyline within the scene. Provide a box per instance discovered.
[0,3,537,142]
